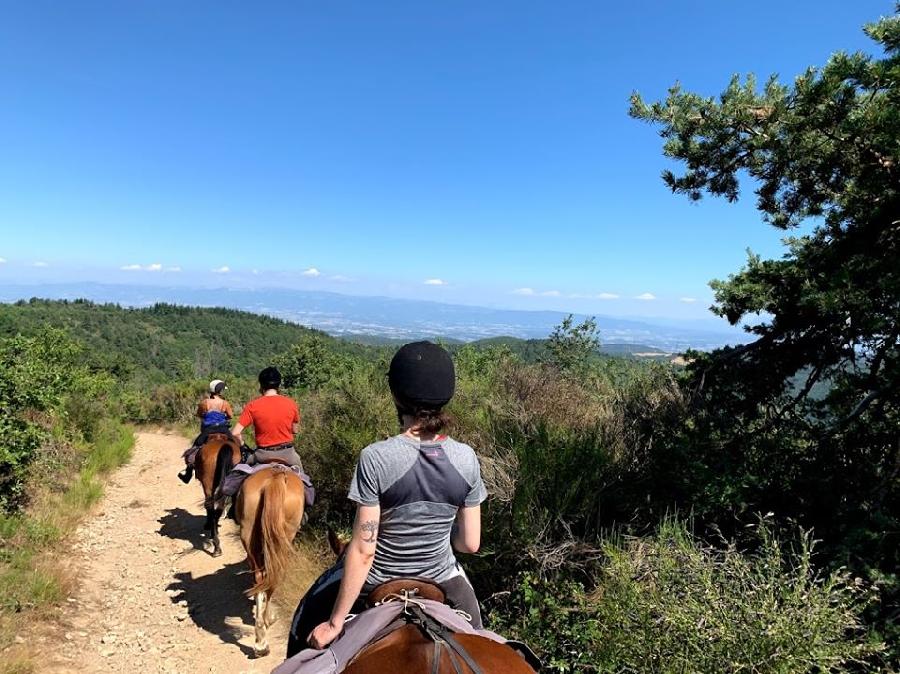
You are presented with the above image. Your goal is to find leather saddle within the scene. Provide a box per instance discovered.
[366,577,447,608]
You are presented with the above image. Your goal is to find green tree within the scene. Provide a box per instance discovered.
[545,315,601,373]
[630,7,899,657]
[276,335,355,391]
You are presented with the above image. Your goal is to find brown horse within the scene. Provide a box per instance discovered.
[194,433,241,557]
[344,624,537,674]
[236,466,305,656]
[320,532,538,674]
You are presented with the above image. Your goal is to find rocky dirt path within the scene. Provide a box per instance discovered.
[43,430,319,674]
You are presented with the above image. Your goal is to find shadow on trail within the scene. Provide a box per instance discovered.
[166,561,258,658]
[157,507,209,552]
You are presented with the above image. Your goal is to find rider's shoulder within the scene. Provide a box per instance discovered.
[440,436,477,455]
[357,435,413,462]
[361,435,406,454]
[439,437,482,471]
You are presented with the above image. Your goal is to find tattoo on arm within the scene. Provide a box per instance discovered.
[360,519,379,544]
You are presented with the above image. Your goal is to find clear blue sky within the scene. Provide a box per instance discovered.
[0,1,889,319]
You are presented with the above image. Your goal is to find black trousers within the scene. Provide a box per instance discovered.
[286,564,483,658]
[191,423,232,449]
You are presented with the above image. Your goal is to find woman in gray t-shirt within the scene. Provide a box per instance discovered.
[287,342,487,655]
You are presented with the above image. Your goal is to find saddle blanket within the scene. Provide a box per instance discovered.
[272,599,507,674]
[221,463,315,507]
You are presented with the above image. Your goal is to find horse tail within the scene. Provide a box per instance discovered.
[248,471,294,597]
[212,441,235,499]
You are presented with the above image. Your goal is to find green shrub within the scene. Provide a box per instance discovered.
[490,521,883,673]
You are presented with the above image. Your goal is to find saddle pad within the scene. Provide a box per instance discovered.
[231,463,316,507]
[273,600,508,674]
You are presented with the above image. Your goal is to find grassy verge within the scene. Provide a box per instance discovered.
[0,419,134,672]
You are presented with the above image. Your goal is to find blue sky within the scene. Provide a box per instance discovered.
[0,1,889,320]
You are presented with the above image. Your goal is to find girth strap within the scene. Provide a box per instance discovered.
[406,604,483,674]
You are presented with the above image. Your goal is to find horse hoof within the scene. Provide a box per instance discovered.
[212,548,223,558]
[254,645,270,658]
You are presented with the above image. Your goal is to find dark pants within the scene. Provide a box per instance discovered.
[191,423,232,451]
[286,562,483,658]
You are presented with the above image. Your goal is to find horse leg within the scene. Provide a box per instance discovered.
[254,588,270,656]
[210,507,223,557]
[264,588,277,627]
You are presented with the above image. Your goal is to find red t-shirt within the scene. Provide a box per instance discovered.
[238,395,300,447]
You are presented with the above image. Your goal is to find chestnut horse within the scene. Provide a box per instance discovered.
[309,532,538,674]
[344,624,537,674]
[236,466,305,656]
[194,433,241,557]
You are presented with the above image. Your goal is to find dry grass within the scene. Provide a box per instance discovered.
[275,529,332,617]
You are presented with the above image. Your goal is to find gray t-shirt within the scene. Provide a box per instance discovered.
[347,434,488,585]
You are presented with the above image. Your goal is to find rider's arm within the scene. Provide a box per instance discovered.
[195,401,206,419]
[451,504,481,554]
[308,504,380,648]
[233,402,253,446]
[231,422,245,446]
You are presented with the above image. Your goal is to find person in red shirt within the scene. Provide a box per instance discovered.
[231,366,304,469]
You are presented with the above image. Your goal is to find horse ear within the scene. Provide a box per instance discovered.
[327,528,347,557]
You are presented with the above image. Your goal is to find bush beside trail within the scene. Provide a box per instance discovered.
[0,328,136,668]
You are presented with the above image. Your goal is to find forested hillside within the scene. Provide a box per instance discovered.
[0,299,325,382]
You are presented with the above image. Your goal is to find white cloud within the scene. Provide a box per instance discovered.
[596,292,619,300]
[541,290,561,297]
[33,261,49,268]
[635,292,656,301]
[330,274,353,282]
[0,257,6,264]
[424,278,447,286]
[252,269,260,275]
[302,267,321,277]
[680,297,698,303]
[122,262,168,272]
[212,265,230,274]
[513,287,536,296]
[165,266,182,272]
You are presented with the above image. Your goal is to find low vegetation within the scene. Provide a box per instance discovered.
[0,329,134,670]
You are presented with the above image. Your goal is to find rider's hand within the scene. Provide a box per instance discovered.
[308,617,344,649]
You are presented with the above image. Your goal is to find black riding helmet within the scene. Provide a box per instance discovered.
[258,366,282,391]
[388,341,455,411]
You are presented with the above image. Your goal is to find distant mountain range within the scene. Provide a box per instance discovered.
[0,282,748,352]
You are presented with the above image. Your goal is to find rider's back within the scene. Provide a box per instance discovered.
[349,434,487,585]
[239,394,300,447]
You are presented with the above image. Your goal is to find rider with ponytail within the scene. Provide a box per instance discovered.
[287,341,487,654]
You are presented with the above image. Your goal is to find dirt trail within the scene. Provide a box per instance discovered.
[43,430,317,674]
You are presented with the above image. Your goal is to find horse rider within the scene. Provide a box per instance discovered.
[178,379,234,484]
[232,366,302,466]
[287,341,487,654]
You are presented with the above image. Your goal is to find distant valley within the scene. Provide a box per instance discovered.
[0,282,747,352]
